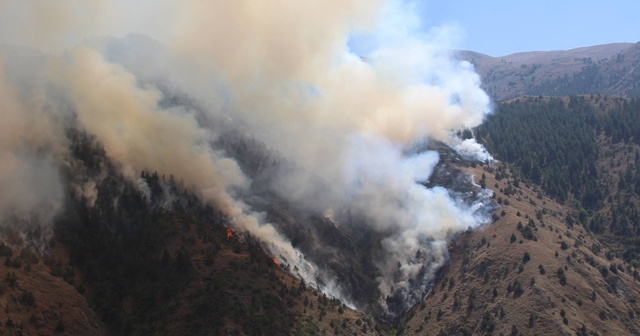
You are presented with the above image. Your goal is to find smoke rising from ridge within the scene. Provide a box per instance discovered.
[0,0,493,315]
[52,47,248,214]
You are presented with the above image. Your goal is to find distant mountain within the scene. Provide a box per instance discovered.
[460,42,640,101]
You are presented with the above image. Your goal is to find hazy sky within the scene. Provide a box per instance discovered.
[419,0,640,57]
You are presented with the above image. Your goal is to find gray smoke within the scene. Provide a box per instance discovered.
[0,56,65,228]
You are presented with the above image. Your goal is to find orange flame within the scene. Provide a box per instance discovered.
[273,257,280,266]
[226,229,233,239]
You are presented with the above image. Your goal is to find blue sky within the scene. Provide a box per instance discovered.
[418,0,640,57]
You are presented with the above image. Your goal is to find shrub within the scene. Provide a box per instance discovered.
[513,279,524,296]
[528,313,535,328]
[600,265,609,277]
[557,267,567,286]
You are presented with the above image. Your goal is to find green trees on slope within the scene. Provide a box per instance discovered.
[476,96,600,207]
[477,95,640,263]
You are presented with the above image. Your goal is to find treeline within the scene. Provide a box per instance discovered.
[477,96,640,262]
[477,96,640,211]
[478,96,640,210]
[531,63,604,97]
[476,96,601,207]
[602,98,640,144]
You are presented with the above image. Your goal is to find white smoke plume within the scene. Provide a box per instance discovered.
[0,0,493,315]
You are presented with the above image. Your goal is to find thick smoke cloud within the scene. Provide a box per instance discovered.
[0,58,64,227]
[0,0,492,314]
[51,47,248,214]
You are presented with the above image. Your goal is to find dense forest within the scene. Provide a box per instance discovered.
[50,129,307,335]
[476,96,640,262]
[476,97,600,206]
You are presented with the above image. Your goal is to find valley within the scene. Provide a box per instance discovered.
[0,9,640,333]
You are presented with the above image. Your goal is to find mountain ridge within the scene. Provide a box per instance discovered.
[459,42,640,101]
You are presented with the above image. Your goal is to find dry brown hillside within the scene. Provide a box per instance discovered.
[0,229,106,335]
[404,163,640,336]
[459,42,640,101]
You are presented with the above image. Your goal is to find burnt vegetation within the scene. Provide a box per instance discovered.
[50,129,319,335]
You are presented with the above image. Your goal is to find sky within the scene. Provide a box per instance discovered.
[419,0,640,57]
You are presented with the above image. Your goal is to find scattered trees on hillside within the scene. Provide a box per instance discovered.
[478,96,640,263]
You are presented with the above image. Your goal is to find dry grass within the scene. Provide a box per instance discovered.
[405,162,640,335]
[0,241,106,335]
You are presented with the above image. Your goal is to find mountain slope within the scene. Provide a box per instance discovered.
[406,162,640,335]
[460,42,640,101]
[4,95,640,335]
[0,240,106,335]
[476,96,640,252]
[407,95,640,335]
[0,129,391,336]
[4,32,640,335]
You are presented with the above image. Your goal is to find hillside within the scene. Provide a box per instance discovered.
[0,239,106,335]
[405,161,640,335]
[476,96,640,249]
[413,95,640,335]
[0,129,391,336]
[3,11,640,335]
[460,43,640,101]
[4,91,640,335]
[1,214,387,336]
[2,95,640,335]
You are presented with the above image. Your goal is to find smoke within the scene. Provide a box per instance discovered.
[0,56,65,227]
[50,46,250,215]
[0,0,493,316]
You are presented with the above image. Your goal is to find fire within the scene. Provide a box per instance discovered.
[226,229,232,239]
[273,257,280,266]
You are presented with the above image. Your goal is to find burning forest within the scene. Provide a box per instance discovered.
[0,0,494,323]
